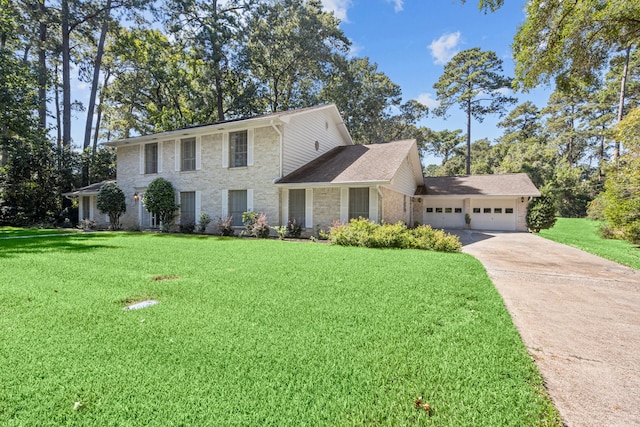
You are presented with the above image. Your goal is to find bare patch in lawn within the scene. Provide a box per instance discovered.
[152,275,179,281]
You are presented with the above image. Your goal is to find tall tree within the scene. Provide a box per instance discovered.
[241,0,349,112]
[163,0,255,122]
[433,47,516,174]
[424,128,465,166]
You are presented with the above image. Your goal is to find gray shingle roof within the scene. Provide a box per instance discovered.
[62,180,115,197]
[277,140,417,185]
[421,173,541,197]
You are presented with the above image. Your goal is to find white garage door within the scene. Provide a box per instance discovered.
[424,199,465,229]
[470,199,516,231]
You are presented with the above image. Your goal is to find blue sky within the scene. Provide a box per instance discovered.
[321,0,551,164]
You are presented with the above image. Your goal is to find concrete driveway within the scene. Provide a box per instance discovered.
[454,230,640,427]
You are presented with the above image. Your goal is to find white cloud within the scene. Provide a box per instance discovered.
[428,31,462,65]
[417,93,440,109]
[347,42,363,58]
[320,0,352,22]
[386,0,404,12]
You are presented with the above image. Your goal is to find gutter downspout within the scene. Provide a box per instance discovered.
[270,120,283,178]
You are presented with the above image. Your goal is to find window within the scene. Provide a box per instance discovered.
[144,143,158,174]
[494,208,503,214]
[349,188,369,219]
[483,208,491,213]
[230,130,247,167]
[435,207,443,213]
[473,208,480,213]
[288,189,306,227]
[81,196,91,220]
[426,207,433,213]
[180,192,196,226]
[505,208,514,214]
[454,207,462,213]
[445,207,453,213]
[229,190,247,226]
[181,138,196,171]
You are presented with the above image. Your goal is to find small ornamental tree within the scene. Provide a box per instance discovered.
[142,178,178,232]
[97,182,126,230]
[526,196,557,233]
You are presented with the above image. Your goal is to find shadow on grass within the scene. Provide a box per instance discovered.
[0,233,119,258]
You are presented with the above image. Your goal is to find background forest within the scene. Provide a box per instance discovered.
[1,0,639,242]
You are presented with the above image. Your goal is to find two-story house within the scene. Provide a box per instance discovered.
[68,103,539,233]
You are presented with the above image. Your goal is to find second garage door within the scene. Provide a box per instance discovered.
[470,199,516,231]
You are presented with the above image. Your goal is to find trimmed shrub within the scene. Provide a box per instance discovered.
[328,218,461,252]
[97,182,126,230]
[526,196,557,233]
[142,178,178,232]
[198,213,212,233]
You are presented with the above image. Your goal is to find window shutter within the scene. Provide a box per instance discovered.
[221,189,228,218]
[195,137,201,170]
[247,189,254,212]
[305,189,313,228]
[282,190,289,225]
[139,145,144,174]
[369,187,379,222]
[222,133,229,168]
[175,140,180,171]
[247,128,254,166]
[158,141,163,173]
[340,188,349,223]
[195,191,201,224]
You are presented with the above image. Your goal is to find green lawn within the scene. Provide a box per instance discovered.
[0,226,79,238]
[539,218,640,270]
[0,232,560,426]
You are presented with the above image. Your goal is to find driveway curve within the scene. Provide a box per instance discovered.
[454,230,640,427]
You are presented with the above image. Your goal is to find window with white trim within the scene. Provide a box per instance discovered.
[181,137,196,171]
[349,188,369,220]
[229,190,247,226]
[180,191,196,226]
[288,189,306,227]
[144,143,158,174]
[230,131,247,168]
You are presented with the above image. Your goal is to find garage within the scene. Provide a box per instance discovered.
[418,174,541,232]
[469,198,517,231]
[423,198,465,229]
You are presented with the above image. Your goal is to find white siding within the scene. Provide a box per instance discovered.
[282,109,350,176]
[389,158,419,195]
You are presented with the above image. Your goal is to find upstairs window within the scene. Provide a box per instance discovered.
[230,130,247,168]
[144,143,158,174]
[181,138,196,171]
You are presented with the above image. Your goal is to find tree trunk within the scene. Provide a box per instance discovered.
[82,0,111,185]
[614,46,631,164]
[61,0,71,148]
[466,97,471,175]
[38,0,47,129]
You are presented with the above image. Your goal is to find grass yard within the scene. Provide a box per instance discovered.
[0,232,560,426]
[539,218,640,270]
[0,226,78,239]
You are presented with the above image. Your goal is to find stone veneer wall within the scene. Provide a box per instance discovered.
[312,187,341,233]
[380,186,412,225]
[517,197,530,232]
